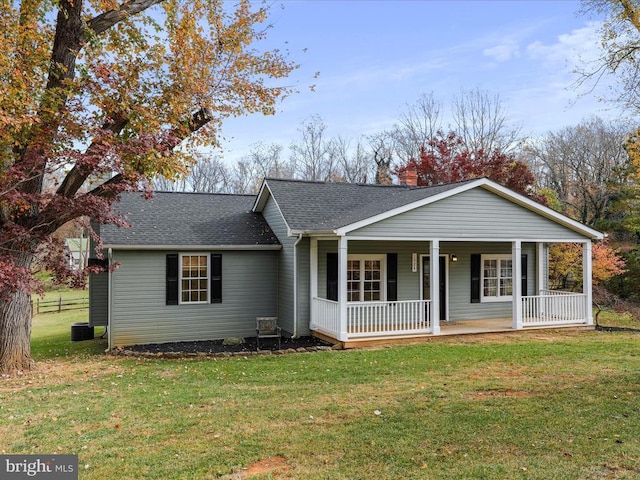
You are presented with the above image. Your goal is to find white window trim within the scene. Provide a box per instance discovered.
[346,254,386,302]
[179,253,210,305]
[481,254,513,303]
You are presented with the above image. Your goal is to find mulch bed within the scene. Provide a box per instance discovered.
[119,336,334,358]
[595,324,640,333]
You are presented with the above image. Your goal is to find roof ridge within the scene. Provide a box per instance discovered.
[264,177,412,189]
[146,190,257,198]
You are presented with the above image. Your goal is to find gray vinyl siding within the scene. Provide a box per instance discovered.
[535,243,550,292]
[316,240,537,322]
[88,227,108,327]
[262,197,295,336]
[110,250,277,347]
[89,271,108,326]
[317,240,425,301]
[350,188,590,241]
[296,238,311,336]
[444,242,536,321]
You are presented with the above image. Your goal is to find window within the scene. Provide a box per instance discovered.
[166,253,221,305]
[481,255,512,301]
[347,255,385,302]
[180,254,209,304]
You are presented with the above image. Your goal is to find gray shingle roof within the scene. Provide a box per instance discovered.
[262,178,476,232]
[102,192,279,247]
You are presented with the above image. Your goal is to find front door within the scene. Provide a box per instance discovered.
[422,256,447,321]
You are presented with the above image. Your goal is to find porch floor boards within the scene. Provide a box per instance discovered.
[312,319,595,349]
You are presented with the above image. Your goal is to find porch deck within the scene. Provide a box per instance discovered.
[313,318,594,349]
[311,291,591,348]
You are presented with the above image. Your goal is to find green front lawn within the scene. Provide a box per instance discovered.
[1,308,639,479]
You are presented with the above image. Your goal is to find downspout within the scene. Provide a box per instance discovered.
[107,248,113,352]
[292,234,303,339]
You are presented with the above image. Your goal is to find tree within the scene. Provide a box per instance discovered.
[578,0,640,113]
[524,117,634,229]
[452,87,521,155]
[228,142,291,194]
[395,131,541,200]
[328,135,374,184]
[391,92,443,164]
[548,240,626,290]
[188,157,230,194]
[289,115,338,182]
[368,132,395,185]
[154,154,231,193]
[0,0,297,373]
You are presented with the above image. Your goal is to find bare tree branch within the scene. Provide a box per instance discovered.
[87,0,164,35]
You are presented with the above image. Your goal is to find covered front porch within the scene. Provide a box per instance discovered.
[309,237,594,343]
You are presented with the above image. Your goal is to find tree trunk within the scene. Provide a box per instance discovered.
[0,253,34,374]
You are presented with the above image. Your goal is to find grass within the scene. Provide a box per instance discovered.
[1,306,640,479]
[596,308,640,329]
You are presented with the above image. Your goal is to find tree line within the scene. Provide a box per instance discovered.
[156,90,637,242]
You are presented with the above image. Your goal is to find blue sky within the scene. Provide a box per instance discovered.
[219,0,623,163]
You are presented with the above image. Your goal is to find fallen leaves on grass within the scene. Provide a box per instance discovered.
[221,456,291,479]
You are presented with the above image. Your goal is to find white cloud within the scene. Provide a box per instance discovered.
[483,41,521,62]
[525,21,602,68]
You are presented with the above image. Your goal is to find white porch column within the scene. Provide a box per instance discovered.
[430,239,440,334]
[536,242,545,294]
[512,240,523,329]
[583,240,593,325]
[338,236,349,341]
[309,237,318,329]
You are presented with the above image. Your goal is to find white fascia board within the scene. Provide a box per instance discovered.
[252,179,271,212]
[345,235,597,243]
[270,191,294,238]
[306,234,341,241]
[479,179,604,240]
[335,178,604,240]
[103,244,282,251]
[252,179,295,238]
[335,179,486,235]
[292,230,336,237]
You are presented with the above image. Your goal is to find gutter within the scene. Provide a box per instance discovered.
[292,234,303,339]
[107,248,113,352]
[102,244,282,251]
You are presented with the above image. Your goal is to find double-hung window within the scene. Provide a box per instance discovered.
[347,255,385,302]
[481,255,512,301]
[180,254,209,304]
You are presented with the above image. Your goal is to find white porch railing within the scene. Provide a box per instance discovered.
[522,290,587,326]
[312,297,341,338]
[312,298,432,339]
[347,300,431,338]
[314,293,587,340]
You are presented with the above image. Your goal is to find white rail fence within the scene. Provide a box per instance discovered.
[522,290,586,326]
[314,291,587,340]
[312,298,432,339]
[348,300,431,337]
[312,297,341,338]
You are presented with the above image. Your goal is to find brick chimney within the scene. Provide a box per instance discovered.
[398,170,418,187]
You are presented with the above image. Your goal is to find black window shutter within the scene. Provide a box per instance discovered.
[211,254,222,303]
[521,254,528,297]
[327,252,338,301]
[470,254,481,303]
[387,253,398,301]
[166,253,179,305]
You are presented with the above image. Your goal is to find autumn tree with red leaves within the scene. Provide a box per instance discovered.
[0,0,297,373]
[395,131,542,201]
[548,240,626,291]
